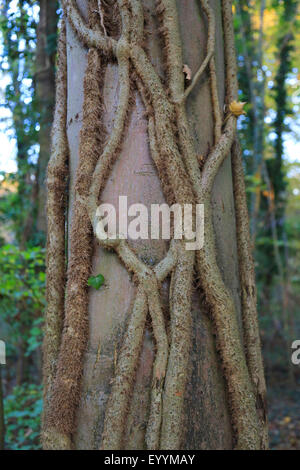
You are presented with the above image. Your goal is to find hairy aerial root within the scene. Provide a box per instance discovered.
[196,206,261,449]
[87,47,131,221]
[45,22,107,446]
[101,286,148,449]
[145,281,169,449]
[61,0,116,54]
[101,242,177,449]
[156,0,266,449]
[43,20,68,448]
[231,139,268,448]
[44,0,268,451]
[135,78,175,205]
[154,2,201,204]
[160,244,195,450]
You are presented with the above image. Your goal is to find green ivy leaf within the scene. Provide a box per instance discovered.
[87,274,105,290]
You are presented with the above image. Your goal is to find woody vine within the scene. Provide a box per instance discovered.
[42,0,268,450]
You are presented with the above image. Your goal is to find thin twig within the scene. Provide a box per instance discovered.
[199,0,222,142]
[97,0,107,36]
[183,0,215,101]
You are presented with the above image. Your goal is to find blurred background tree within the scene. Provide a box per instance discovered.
[0,0,58,450]
[0,0,299,450]
[234,0,300,385]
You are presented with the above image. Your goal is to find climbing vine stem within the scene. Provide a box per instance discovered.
[43,19,68,448]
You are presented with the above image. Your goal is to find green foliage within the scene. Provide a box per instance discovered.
[234,0,300,386]
[87,274,105,290]
[4,383,42,450]
[0,244,45,357]
[0,1,59,450]
[0,1,40,244]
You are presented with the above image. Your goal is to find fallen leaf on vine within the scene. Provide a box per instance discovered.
[183,64,192,80]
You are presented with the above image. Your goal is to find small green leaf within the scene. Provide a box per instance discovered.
[87,274,105,290]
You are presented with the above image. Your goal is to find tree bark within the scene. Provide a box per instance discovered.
[43,0,267,450]
[69,0,234,449]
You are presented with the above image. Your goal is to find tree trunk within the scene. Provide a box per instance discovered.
[36,0,58,234]
[43,0,268,450]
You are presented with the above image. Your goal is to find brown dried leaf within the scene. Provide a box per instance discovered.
[183,64,192,80]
